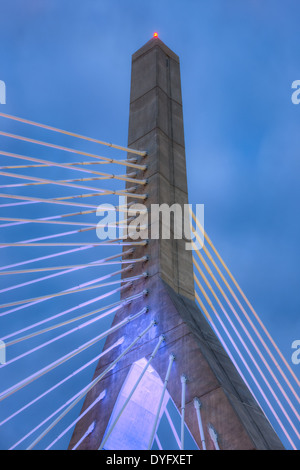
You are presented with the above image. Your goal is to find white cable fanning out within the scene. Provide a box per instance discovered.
[190,208,300,392]
[180,375,187,450]
[0,149,147,175]
[0,216,98,228]
[0,255,147,276]
[0,174,138,189]
[0,245,95,272]
[8,338,123,449]
[0,254,136,319]
[0,225,133,266]
[0,207,140,235]
[0,250,139,296]
[53,188,147,201]
[3,302,125,367]
[192,229,300,409]
[2,288,144,344]
[0,205,141,234]
[0,240,148,247]
[0,308,149,403]
[0,262,131,299]
[0,161,138,169]
[5,289,147,348]
[48,400,101,449]
[26,320,155,450]
[0,188,147,207]
[192,244,300,424]
[3,339,117,435]
[0,263,132,303]
[0,176,140,189]
[0,111,147,157]
[0,244,132,273]
[193,261,300,440]
[0,191,103,210]
[0,269,147,311]
[0,131,146,170]
[193,273,299,449]
[0,216,136,231]
[0,170,146,187]
[0,169,147,188]
[49,188,136,200]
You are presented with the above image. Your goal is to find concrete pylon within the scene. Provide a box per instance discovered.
[68,37,284,450]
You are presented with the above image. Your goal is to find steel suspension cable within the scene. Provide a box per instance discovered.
[193,398,206,450]
[0,161,138,169]
[0,269,146,311]
[0,270,133,319]
[5,289,146,348]
[0,170,145,187]
[192,238,300,422]
[180,375,187,450]
[2,288,143,343]
[0,191,112,210]
[0,216,97,228]
[0,262,131,299]
[0,150,146,188]
[0,244,131,273]
[0,188,147,209]
[193,259,300,441]
[193,285,298,450]
[0,111,147,157]
[8,340,122,449]
[0,239,148,247]
[0,131,145,170]
[0,203,141,230]
[0,253,143,296]
[191,221,300,405]
[0,255,147,276]
[0,308,148,402]
[46,393,105,450]
[147,354,175,450]
[0,192,147,212]
[3,302,129,367]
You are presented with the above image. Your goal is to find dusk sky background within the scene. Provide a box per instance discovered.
[0,0,299,450]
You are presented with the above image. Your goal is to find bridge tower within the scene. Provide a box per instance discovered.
[68,36,284,450]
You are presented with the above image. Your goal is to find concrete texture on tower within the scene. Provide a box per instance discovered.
[68,37,285,450]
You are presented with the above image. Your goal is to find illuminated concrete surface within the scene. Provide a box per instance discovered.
[69,37,285,451]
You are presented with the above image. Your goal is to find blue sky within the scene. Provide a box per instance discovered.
[0,0,299,450]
